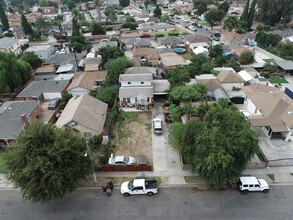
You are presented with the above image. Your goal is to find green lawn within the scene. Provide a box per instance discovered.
[0,153,8,173]
[269,76,288,84]
[181,52,193,60]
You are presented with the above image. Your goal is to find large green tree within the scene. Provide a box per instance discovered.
[222,16,239,32]
[257,0,293,25]
[170,99,259,189]
[240,0,257,29]
[0,52,31,93]
[98,45,124,66]
[193,0,207,16]
[205,8,225,30]
[239,51,254,65]
[153,5,162,18]
[21,13,33,35]
[104,56,132,85]
[0,3,9,31]
[20,51,43,69]
[119,0,130,7]
[167,66,191,88]
[90,86,117,107]
[169,84,208,102]
[218,1,230,14]
[6,121,91,203]
[90,21,106,35]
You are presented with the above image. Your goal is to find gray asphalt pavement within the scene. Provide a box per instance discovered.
[0,186,293,220]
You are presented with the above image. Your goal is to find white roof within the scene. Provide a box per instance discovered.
[238,70,253,82]
[54,74,75,80]
[239,176,258,185]
[192,46,208,55]
[56,64,74,73]
[195,74,217,80]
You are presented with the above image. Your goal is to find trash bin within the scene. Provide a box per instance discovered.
[106,188,112,197]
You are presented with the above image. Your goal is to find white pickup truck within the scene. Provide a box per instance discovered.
[120,178,158,197]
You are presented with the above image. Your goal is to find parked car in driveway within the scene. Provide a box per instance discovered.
[152,117,163,134]
[238,176,269,194]
[189,26,197,31]
[48,98,61,110]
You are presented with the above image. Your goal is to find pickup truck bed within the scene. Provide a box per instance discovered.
[145,180,157,189]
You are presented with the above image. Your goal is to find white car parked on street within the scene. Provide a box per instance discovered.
[238,176,269,194]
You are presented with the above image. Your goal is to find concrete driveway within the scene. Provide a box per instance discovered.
[151,101,188,185]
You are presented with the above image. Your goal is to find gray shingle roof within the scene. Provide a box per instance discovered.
[45,52,83,71]
[17,80,69,98]
[0,37,17,49]
[119,73,153,82]
[0,100,40,139]
[119,86,153,98]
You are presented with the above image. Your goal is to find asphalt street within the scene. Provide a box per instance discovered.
[0,185,292,220]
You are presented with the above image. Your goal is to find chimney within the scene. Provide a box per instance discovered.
[21,114,30,128]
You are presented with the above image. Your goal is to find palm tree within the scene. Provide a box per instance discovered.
[94,0,102,22]
[222,15,239,32]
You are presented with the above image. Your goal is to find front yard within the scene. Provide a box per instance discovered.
[112,112,153,166]
[269,76,288,84]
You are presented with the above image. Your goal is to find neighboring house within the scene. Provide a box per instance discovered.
[242,32,257,47]
[157,36,184,47]
[222,32,244,49]
[25,44,56,60]
[0,37,21,55]
[56,64,74,74]
[185,35,211,50]
[274,60,293,74]
[67,71,107,96]
[0,100,42,146]
[133,48,160,66]
[92,41,118,53]
[34,64,56,80]
[78,57,102,71]
[159,52,187,69]
[45,52,83,72]
[133,38,152,48]
[137,22,176,33]
[119,72,153,108]
[242,84,293,141]
[16,80,70,101]
[217,71,246,91]
[156,46,174,54]
[56,94,108,137]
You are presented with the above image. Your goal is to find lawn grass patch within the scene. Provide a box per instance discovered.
[269,76,288,84]
[121,112,139,123]
[267,174,275,181]
[181,52,193,60]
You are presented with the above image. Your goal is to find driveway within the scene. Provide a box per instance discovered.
[151,101,188,184]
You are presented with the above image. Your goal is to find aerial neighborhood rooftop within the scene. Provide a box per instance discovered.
[1,0,293,205]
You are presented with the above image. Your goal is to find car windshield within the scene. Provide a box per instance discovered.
[128,180,133,190]
[123,156,129,163]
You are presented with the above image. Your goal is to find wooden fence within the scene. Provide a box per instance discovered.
[102,165,152,172]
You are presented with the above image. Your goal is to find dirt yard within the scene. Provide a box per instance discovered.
[113,112,153,166]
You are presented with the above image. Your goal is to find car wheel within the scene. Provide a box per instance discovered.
[242,190,249,194]
[147,192,154,196]
[262,189,269,193]
[123,193,130,197]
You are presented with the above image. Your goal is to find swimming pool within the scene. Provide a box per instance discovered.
[173,47,186,54]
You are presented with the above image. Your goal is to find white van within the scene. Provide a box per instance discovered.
[238,176,269,194]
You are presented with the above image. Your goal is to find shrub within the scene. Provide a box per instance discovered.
[155,33,165,38]
[168,31,179,36]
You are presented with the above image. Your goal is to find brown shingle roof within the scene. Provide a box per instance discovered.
[185,35,211,43]
[217,72,245,83]
[222,32,242,43]
[67,71,107,91]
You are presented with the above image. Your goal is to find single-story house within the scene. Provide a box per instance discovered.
[67,71,107,96]
[137,22,176,33]
[274,60,293,74]
[222,32,244,49]
[56,94,108,137]
[217,71,246,91]
[0,100,42,146]
[242,84,293,141]
[159,52,187,69]
[16,80,70,101]
[25,44,55,61]
[133,48,160,66]
[56,64,75,74]
[45,52,83,72]
[185,35,211,50]
[157,36,184,47]
[78,57,102,71]
[0,37,21,55]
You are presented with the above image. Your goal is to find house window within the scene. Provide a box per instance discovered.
[128,82,131,84]
[254,108,258,115]
[84,132,92,138]
[127,98,130,102]
[95,80,102,86]
[141,82,144,84]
